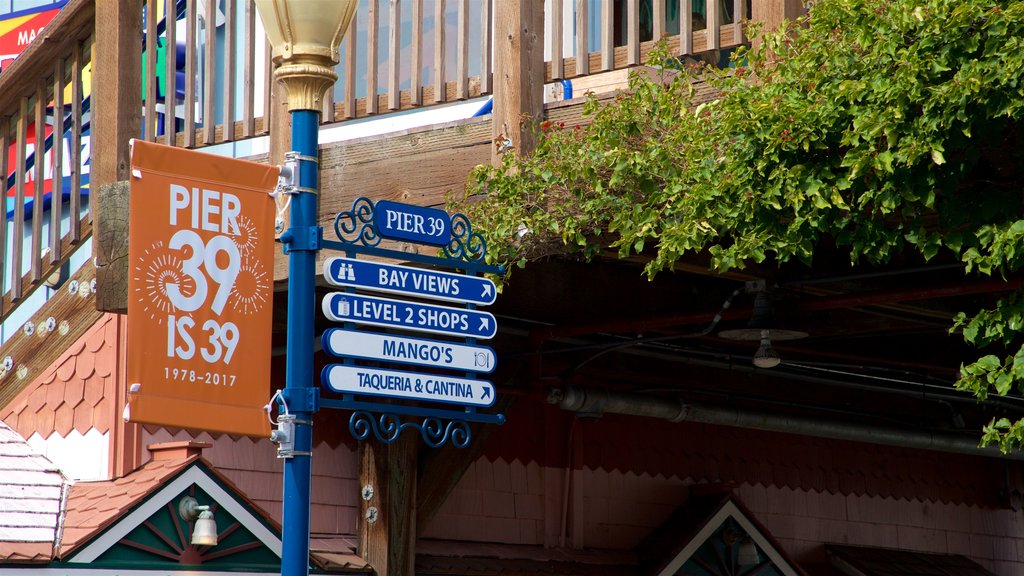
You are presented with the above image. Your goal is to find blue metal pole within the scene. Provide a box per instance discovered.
[281,109,320,576]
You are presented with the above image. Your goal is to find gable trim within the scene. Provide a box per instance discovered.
[66,466,281,563]
[655,500,799,576]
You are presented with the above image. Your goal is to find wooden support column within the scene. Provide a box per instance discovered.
[750,0,806,52]
[491,0,544,164]
[359,435,417,576]
[92,1,141,312]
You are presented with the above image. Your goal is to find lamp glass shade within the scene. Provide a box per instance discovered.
[191,510,218,546]
[255,0,358,63]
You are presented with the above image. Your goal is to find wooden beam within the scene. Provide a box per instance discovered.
[91,0,141,186]
[94,182,130,313]
[491,0,544,162]
[359,436,417,576]
[0,262,103,411]
[92,0,140,317]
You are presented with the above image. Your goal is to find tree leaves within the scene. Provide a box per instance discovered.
[454,0,1024,450]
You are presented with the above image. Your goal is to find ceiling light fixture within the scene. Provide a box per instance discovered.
[719,289,807,368]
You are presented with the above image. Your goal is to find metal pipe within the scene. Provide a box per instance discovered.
[549,385,1024,461]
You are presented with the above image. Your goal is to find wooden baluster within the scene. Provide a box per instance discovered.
[456,0,468,99]
[576,0,589,75]
[50,59,65,264]
[367,0,379,115]
[601,0,613,70]
[263,37,272,134]
[203,0,216,144]
[388,0,401,110]
[680,0,693,55]
[551,0,563,80]
[184,0,197,147]
[653,0,666,40]
[31,85,45,284]
[69,39,84,243]
[344,17,357,117]
[145,0,158,141]
[0,117,8,308]
[243,0,256,137]
[165,0,178,145]
[480,0,492,94]
[411,0,423,105]
[707,0,721,51]
[12,99,28,301]
[434,0,446,103]
[733,0,746,43]
[223,0,236,140]
[627,0,639,66]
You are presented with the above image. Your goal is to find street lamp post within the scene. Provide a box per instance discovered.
[254,3,357,576]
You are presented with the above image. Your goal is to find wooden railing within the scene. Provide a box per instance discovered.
[0,0,94,325]
[546,0,749,82]
[141,0,497,151]
[3,0,791,329]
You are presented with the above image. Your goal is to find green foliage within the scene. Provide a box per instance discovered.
[454,0,1024,450]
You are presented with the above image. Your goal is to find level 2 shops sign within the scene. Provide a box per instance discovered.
[125,139,279,438]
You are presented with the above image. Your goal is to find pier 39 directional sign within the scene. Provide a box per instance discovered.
[319,197,503,444]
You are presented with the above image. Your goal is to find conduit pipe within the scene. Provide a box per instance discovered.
[548,385,1024,461]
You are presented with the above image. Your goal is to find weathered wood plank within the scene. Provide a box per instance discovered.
[410,0,423,106]
[367,0,380,115]
[388,0,401,111]
[165,0,178,145]
[434,0,446,103]
[576,0,589,75]
[49,59,64,264]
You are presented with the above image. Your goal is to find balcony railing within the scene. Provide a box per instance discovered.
[2,0,777,335]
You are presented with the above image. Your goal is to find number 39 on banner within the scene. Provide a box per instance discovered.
[126,140,279,438]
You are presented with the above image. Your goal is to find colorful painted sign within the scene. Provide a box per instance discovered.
[373,200,452,246]
[324,256,496,305]
[322,292,497,339]
[322,365,496,408]
[126,139,279,437]
[322,328,496,373]
[0,2,67,72]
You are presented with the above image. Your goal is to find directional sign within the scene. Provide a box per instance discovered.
[322,365,496,407]
[322,328,496,373]
[324,257,496,306]
[374,200,452,246]
[322,292,497,339]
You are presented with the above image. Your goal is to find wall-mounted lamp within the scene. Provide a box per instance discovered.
[179,496,218,546]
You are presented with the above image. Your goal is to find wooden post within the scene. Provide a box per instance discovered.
[491,0,544,164]
[359,436,417,576]
[750,0,806,52]
[92,0,141,312]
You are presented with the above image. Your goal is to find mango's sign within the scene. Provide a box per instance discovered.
[126,140,279,437]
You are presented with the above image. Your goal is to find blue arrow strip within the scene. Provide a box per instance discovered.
[324,257,496,306]
[321,365,496,408]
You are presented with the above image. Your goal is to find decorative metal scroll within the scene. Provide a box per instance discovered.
[349,411,472,448]
[332,197,382,247]
[443,213,487,263]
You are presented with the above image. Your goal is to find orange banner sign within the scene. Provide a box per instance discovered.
[126,140,279,437]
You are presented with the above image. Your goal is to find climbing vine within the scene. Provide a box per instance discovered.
[454,0,1024,451]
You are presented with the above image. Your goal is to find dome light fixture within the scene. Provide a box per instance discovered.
[179,496,218,547]
[719,290,807,369]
